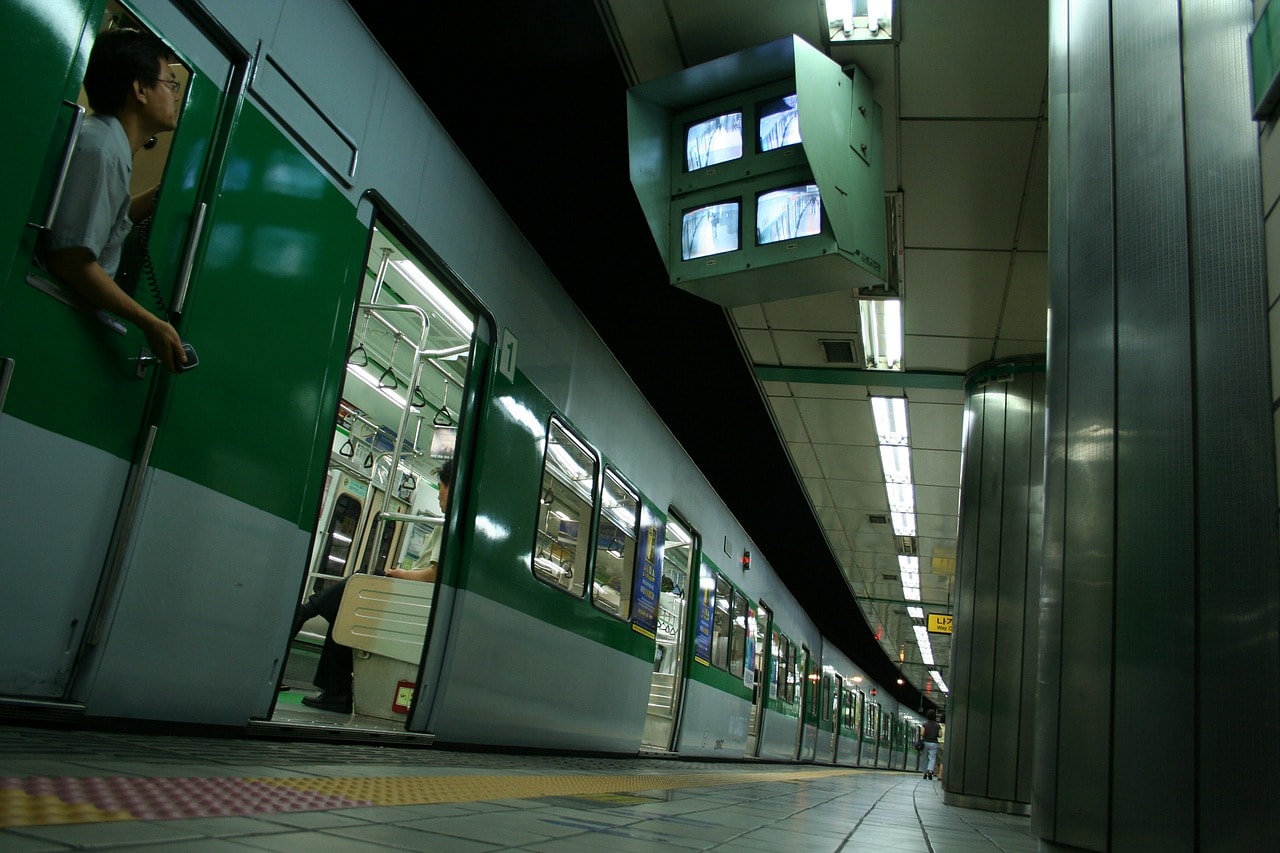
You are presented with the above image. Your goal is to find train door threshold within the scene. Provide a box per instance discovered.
[246,719,435,747]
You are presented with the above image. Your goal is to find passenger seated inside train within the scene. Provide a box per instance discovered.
[287,457,452,714]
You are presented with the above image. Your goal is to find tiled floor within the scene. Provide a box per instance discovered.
[0,724,1038,851]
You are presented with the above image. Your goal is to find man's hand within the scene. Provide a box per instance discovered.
[45,247,187,373]
[141,315,186,372]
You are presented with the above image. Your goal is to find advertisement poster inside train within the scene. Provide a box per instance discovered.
[630,504,662,637]
[693,560,714,665]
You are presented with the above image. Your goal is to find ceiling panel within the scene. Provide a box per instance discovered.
[905,334,996,372]
[761,290,862,330]
[900,120,1039,250]
[827,476,894,508]
[788,382,868,401]
[904,249,1012,339]
[908,401,966,450]
[787,441,823,477]
[916,484,961,517]
[772,331,855,366]
[912,448,962,488]
[769,396,808,443]
[898,0,1049,118]
[814,442,885,480]
[1000,252,1050,340]
[797,397,876,445]
[739,328,782,364]
[803,477,836,507]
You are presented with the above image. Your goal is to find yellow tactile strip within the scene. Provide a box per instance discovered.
[0,767,861,828]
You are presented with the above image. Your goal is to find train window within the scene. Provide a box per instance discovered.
[591,468,638,619]
[728,589,748,677]
[711,574,732,669]
[770,630,784,699]
[532,418,598,597]
[820,675,832,722]
[783,637,793,696]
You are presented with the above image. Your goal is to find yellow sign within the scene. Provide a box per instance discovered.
[927,613,953,634]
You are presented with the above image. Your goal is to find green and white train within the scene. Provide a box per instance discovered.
[0,0,928,769]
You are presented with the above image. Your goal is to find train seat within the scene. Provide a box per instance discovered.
[332,575,433,720]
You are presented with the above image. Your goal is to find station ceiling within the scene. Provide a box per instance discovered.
[347,0,1049,713]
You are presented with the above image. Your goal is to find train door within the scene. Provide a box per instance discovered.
[853,689,866,765]
[641,515,697,752]
[0,0,240,701]
[274,218,480,732]
[826,674,841,764]
[744,601,771,757]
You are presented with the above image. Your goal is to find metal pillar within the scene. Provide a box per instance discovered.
[1039,1,1280,849]
[944,357,1045,816]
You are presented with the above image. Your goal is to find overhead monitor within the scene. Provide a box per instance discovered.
[681,200,740,260]
[685,112,743,171]
[757,184,822,244]
[758,94,801,152]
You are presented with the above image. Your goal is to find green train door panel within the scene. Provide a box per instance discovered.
[78,23,366,720]
[0,0,233,699]
[0,0,100,293]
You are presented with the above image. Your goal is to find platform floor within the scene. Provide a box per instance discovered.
[0,724,1037,852]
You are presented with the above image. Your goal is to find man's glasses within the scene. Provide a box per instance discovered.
[152,77,181,93]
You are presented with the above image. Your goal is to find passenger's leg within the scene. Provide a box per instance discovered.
[300,578,354,712]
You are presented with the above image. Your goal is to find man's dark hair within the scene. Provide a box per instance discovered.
[84,28,174,114]
[437,458,455,487]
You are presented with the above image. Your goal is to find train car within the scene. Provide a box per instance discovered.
[0,0,921,763]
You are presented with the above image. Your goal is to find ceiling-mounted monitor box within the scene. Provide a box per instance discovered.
[627,35,886,308]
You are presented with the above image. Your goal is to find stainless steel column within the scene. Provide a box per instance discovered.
[1040,0,1280,849]
[944,357,1044,816]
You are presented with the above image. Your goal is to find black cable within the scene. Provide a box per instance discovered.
[133,214,171,322]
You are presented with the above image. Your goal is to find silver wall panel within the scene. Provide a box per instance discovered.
[1056,0,1116,847]
[1111,1,1195,847]
[1034,0,1070,838]
[1183,1,1280,848]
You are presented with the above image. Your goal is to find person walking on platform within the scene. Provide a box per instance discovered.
[921,708,942,779]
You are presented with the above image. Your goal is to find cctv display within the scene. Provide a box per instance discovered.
[757,184,822,244]
[758,94,801,152]
[685,112,743,171]
[681,201,740,260]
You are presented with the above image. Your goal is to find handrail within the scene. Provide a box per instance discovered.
[35,102,85,231]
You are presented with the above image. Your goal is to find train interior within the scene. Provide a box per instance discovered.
[270,220,477,734]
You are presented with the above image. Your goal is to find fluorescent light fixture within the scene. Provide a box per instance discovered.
[390,259,475,337]
[886,482,915,513]
[929,670,949,693]
[891,511,916,536]
[907,606,924,619]
[859,298,903,370]
[870,396,909,445]
[879,445,912,483]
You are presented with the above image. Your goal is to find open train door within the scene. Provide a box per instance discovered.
[744,601,771,757]
[640,514,698,752]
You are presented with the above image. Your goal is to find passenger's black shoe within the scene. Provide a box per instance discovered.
[301,691,352,713]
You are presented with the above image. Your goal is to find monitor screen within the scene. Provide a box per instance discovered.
[757,184,822,244]
[682,201,741,260]
[685,112,743,171]
[759,95,801,152]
